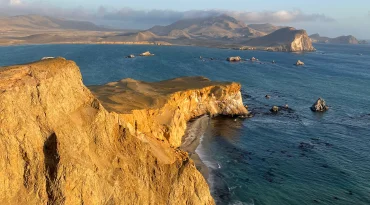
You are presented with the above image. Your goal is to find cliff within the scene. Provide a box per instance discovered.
[0,58,248,204]
[244,27,315,52]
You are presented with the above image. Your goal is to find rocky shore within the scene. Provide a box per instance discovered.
[0,58,248,204]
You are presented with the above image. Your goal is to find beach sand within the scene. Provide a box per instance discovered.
[180,115,211,179]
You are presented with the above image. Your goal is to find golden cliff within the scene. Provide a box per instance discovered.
[243,27,315,52]
[0,58,248,204]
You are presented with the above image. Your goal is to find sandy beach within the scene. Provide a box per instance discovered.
[180,115,211,180]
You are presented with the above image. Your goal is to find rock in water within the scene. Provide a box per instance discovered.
[311,98,329,112]
[127,54,135,58]
[270,106,279,113]
[227,56,241,62]
[250,57,257,61]
[139,51,154,56]
[296,60,305,66]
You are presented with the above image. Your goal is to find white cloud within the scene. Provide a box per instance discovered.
[0,1,335,28]
[227,10,335,23]
[9,0,22,6]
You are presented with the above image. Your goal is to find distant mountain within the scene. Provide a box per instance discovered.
[247,23,286,34]
[0,14,315,52]
[0,15,109,31]
[148,14,265,39]
[244,27,315,52]
[310,34,367,44]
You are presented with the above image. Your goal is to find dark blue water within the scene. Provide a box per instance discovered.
[1,44,370,205]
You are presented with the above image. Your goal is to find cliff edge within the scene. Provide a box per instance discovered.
[0,58,248,204]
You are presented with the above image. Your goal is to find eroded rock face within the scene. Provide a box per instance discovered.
[311,98,329,112]
[89,76,249,148]
[245,27,315,52]
[0,58,249,204]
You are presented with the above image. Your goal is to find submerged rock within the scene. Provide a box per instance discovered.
[265,95,271,99]
[139,51,154,56]
[250,57,257,61]
[295,60,305,66]
[311,98,329,112]
[227,56,241,62]
[126,54,135,58]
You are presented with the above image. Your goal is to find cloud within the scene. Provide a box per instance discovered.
[227,10,335,23]
[0,1,335,28]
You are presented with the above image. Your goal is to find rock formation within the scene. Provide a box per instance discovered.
[244,27,315,52]
[270,106,279,113]
[0,58,248,204]
[296,60,305,66]
[227,56,242,62]
[139,51,154,56]
[311,98,329,112]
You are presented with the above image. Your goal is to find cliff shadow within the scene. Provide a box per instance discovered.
[43,133,63,204]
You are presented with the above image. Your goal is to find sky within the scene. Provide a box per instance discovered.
[1,0,370,38]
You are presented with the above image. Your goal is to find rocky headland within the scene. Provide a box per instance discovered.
[310,34,367,44]
[0,58,248,204]
[242,27,315,52]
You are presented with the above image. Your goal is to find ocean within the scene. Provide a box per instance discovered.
[1,44,369,205]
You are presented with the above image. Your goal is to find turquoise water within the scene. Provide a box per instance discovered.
[1,44,370,205]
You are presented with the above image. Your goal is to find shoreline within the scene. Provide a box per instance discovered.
[180,115,211,180]
[0,41,317,52]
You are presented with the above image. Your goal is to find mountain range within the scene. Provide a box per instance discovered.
[0,15,109,31]
[6,14,368,51]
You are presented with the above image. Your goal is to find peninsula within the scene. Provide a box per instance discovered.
[0,58,248,204]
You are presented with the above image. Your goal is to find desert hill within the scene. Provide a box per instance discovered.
[0,15,108,31]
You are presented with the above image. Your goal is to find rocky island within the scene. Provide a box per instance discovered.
[0,58,248,204]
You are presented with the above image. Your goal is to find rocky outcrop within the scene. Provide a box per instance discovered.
[245,27,315,52]
[311,98,329,112]
[89,76,249,148]
[140,51,154,56]
[227,56,241,62]
[296,60,305,66]
[0,58,248,204]
[270,106,279,113]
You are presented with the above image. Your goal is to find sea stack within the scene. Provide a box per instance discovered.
[227,56,242,62]
[311,98,329,112]
[140,51,154,56]
[296,60,305,66]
